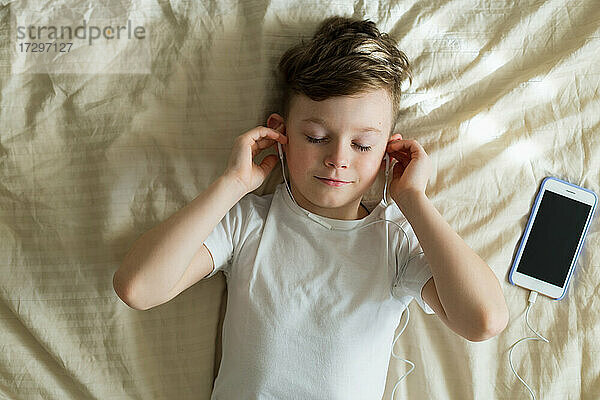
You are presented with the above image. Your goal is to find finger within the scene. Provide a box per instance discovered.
[386,144,411,158]
[253,142,272,158]
[388,153,410,168]
[250,127,287,153]
[387,138,419,145]
[257,154,279,177]
[386,145,414,167]
[386,139,410,149]
[254,126,287,143]
[387,143,412,153]
[255,138,277,150]
[397,155,410,169]
[258,131,287,148]
[387,139,424,156]
[393,159,406,173]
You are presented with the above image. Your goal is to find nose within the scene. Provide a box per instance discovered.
[324,144,349,169]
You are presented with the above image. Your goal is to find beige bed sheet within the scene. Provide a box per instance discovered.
[1,0,599,399]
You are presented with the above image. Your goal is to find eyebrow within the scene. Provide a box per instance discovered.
[301,117,382,135]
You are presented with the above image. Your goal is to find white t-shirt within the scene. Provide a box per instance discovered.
[203,182,434,400]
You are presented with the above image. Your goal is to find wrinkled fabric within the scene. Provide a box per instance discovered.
[0,0,599,399]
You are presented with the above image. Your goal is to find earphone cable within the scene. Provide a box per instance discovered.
[508,290,549,400]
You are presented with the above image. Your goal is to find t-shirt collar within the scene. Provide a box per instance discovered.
[277,182,385,231]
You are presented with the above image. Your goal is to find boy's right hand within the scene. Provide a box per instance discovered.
[223,125,288,194]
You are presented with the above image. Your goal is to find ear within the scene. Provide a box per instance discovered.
[267,113,286,136]
[267,113,287,156]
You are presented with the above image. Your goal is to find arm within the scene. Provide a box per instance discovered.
[113,125,287,311]
[394,189,509,342]
[385,135,508,342]
[113,174,247,310]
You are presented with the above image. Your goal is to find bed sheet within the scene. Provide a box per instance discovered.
[1,0,599,399]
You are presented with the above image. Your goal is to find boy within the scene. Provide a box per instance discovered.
[113,16,509,399]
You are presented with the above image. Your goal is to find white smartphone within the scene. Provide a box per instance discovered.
[509,177,597,300]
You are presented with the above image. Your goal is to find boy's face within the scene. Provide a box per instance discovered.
[268,88,400,220]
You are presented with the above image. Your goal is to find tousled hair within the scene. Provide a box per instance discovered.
[277,16,412,136]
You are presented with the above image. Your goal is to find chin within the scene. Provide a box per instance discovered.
[309,187,358,207]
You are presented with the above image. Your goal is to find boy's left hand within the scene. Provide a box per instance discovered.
[385,134,432,200]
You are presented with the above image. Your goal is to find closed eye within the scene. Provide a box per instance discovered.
[305,136,372,152]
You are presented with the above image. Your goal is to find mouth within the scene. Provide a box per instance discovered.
[315,176,352,186]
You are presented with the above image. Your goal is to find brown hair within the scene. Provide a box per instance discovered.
[276,16,412,136]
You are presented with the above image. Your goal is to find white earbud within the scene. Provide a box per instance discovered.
[383,153,390,206]
[278,141,296,204]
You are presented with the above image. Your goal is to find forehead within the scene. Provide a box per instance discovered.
[289,89,393,135]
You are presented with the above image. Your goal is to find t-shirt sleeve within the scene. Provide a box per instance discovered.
[391,221,435,315]
[201,195,249,280]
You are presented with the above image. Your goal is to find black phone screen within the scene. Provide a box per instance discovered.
[517,190,591,287]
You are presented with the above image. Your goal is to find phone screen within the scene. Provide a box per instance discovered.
[517,190,592,287]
